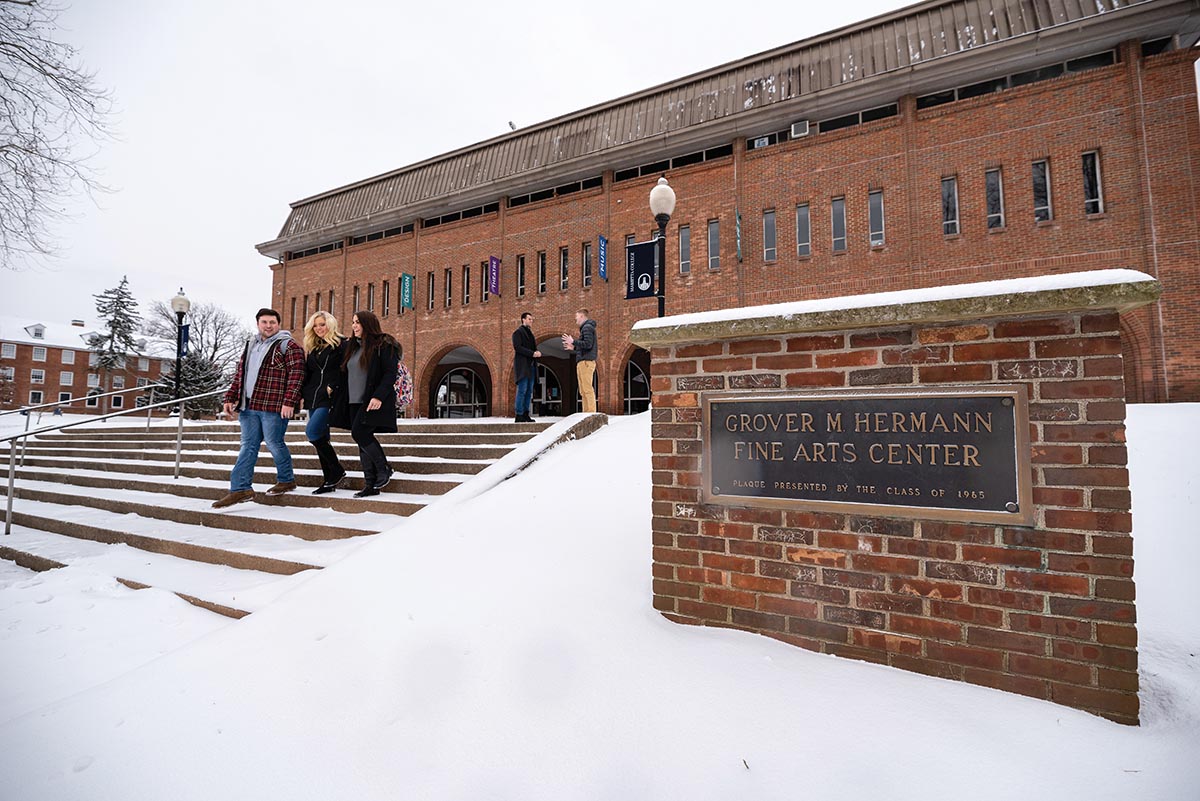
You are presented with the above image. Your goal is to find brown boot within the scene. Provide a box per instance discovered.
[211,489,255,509]
[265,481,297,496]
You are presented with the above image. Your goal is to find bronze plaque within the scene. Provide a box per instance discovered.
[703,386,1033,525]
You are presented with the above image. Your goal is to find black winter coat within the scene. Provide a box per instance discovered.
[301,341,342,410]
[329,338,400,433]
[512,325,538,383]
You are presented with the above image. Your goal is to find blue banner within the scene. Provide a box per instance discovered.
[178,324,189,358]
[488,256,501,297]
[598,235,607,282]
[626,240,657,300]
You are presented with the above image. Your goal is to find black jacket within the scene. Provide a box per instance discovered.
[301,341,341,410]
[329,337,400,433]
[574,319,597,361]
[512,324,538,383]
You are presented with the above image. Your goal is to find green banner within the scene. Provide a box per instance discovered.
[400,273,414,309]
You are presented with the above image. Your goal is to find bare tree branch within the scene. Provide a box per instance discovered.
[142,300,253,374]
[0,0,113,269]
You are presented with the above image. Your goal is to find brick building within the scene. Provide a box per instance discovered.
[257,0,1200,416]
[0,316,173,415]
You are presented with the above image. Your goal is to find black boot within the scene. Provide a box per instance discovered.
[311,437,346,494]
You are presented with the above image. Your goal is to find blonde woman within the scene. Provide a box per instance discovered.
[302,311,347,493]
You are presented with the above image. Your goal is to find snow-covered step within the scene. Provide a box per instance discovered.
[35,430,542,446]
[14,451,492,477]
[19,441,519,460]
[0,526,317,617]
[11,479,396,541]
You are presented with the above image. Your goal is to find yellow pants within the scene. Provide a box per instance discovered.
[577,360,597,413]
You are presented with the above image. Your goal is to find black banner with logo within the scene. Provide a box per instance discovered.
[625,240,657,300]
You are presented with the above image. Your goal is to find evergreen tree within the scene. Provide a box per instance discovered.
[157,354,226,419]
[87,276,142,414]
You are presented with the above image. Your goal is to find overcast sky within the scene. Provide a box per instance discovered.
[2,0,916,324]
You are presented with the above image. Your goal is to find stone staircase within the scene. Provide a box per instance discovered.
[1,417,591,618]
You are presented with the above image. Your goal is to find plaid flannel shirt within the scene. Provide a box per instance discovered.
[223,337,305,412]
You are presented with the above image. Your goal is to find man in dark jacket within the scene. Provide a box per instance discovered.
[212,308,305,508]
[562,308,597,413]
[512,312,541,423]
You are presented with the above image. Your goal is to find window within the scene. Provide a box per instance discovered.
[29,390,43,405]
[302,295,310,321]
[463,265,471,305]
[795,204,811,257]
[444,268,453,307]
[679,225,691,274]
[480,262,490,302]
[986,169,1005,229]
[85,390,99,407]
[517,255,526,297]
[89,351,99,367]
[1082,152,1104,215]
[427,272,435,311]
[1,343,15,359]
[329,289,336,313]
[382,281,390,316]
[138,357,149,372]
[831,197,847,252]
[87,373,100,387]
[560,247,569,291]
[136,377,148,388]
[0,366,13,380]
[113,375,125,389]
[111,395,124,409]
[315,291,323,312]
[33,346,47,362]
[762,210,777,261]
[707,220,720,270]
[537,251,546,294]
[1032,160,1052,222]
[59,371,73,385]
[353,285,361,311]
[58,392,71,403]
[367,283,375,312]
[61,349,75,365]
[31,325,44,339]
[30,369,44,384]
[941,177,960,235]
[869,191,885,246]
[583,242,593,287]
[290,297,297,328]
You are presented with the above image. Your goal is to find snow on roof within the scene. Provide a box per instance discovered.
[0,314,173,358]
[632,269,1157,333]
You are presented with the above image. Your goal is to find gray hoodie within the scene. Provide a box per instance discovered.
[243,329,293,404]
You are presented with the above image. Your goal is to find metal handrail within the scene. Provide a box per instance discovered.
[0,383,170,417]
[4,387,227,535]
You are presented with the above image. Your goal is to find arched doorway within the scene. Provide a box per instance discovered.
[429,347,492,418]
[533,364,562,417]
[533,336,572,416]
[623,348,651,414]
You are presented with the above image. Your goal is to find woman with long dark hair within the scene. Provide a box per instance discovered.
[329,310,400,497]
[301,311,347,494]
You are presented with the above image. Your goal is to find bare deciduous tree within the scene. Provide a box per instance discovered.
[0,0,113,269]
[142,300,252,374]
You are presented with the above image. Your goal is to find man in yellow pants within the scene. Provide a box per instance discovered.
[562,309,597,413]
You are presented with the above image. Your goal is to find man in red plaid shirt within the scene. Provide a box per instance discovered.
[212,308,306,508]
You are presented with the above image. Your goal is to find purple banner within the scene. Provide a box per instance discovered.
[488,256,501,297]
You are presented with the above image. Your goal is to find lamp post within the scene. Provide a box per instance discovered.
[170,288,190,411]
[649,176,677,318]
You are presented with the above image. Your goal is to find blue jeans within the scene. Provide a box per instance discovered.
[515,374,534,416]
[305,406,331,441]
[230,409,294,491]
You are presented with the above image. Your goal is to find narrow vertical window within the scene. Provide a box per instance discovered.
[941,178,960,235]
[367,283,375,312]
[462,265,470,305]
[353,285,361,311]
[986,169,1005,229]
[537,251,547,294]
[1032,160,1052,221]
[382,281,390,316]
[868,191,885,246]
[329,289,335,314]
[290,297,297,328]
[583,241,593,287]
[831,197,847,251]
[762,210,777,261]
[426,272,434,311]
[560,247,569,290]
[679,225,691,274]
[302,295,309,321]
[707,219,720,270]
[796,203,811,257]
[315,291,322,313]
[481,262,490,302]
[1082,152,1103,215]
[517,255,526,297]
[444,268,452,307]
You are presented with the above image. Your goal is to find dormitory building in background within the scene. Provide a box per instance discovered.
[257,0,1200,418]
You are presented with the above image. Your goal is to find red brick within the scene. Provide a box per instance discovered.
[917,325,990,344]
[728,338,782,355]
[968,586,1046,612]
[731,608,788,632]
[928,600,1003,626]
[815,350,879,368]
[856,591,923,614]
[925,642,1004,670]
[785,371,846,387]
[702,553,755,573]
[851,629,923,656]
[653,579,701,599]
[1053,640,1137,670]
[701,357,754,372]
[653,547,700,566]
[786,335,845,352]
[891,615,963,641]
[850,553,920,575]
[701,586,757,609]
[1002,528,1087,552]
[1039,380,1124,400]
[758,595,819,618]
[1010,654,1092,684]
[967,627,1049,656]
[731,573,787,594]
[1046,554,1133,577]
[850,331,912,348]
[1009,614,1093,640]
[756,353,813,370]
[677,343,723,358]
[1090,489,1131,510]
[953,341,1031,361]
[676,599,730,622]
[1096,623,1137,647]
[1048,597,1136,623]
[1005,571,1090,596]
[1048,684,1139,721]
[892,578,965,601]
[994,318,1075,338]
[1035,337,1122,358]
[919,363,994,383]
[882,345,950,365]
[961,544,1043,568]
[786,547,847,568]
[1031,444,1084,464]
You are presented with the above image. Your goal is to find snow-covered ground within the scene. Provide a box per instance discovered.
[0,404,1196,800]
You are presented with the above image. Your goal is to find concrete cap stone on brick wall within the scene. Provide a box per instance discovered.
[630,269,1161,348]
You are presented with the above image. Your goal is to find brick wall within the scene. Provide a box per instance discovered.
[271,46,1200,412]
[644,307,1143,724]
[0,342,168,415]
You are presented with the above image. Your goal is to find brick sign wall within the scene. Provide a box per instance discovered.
[634,277,1160,724]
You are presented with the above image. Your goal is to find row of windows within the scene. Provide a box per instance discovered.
[13,368,136,387]
[0,343,156,371]
[23,390,129,408]
[916,50,1118,110]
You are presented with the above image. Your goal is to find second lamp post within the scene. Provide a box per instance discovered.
[649,176,677,318]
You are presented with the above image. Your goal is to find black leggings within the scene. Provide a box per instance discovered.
[349,404,391,484]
